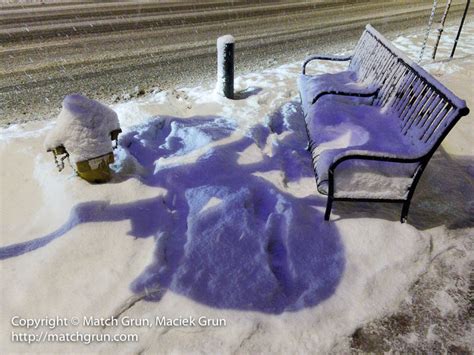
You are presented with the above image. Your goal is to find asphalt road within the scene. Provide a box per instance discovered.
[0,0,469,124]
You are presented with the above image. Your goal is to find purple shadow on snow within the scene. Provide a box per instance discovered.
[0,104,345,314]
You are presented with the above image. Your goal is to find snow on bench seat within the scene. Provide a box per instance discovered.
[306,98,422,199]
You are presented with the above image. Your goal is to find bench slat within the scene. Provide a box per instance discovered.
[417,93,442,129]
[422,104,454,143]
[379,64,406,106]
[409,89,436,129]
[402,85,432,133]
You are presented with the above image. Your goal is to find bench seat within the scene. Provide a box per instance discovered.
[306,98,422,198]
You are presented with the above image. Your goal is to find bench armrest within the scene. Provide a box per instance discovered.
[302,54,352,74]
[311,87,380,105]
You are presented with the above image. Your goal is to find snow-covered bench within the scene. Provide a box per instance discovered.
[298,25,470,223]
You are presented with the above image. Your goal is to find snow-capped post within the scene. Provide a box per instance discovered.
[217,35,234,99]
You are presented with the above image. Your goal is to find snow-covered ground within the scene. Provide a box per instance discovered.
[0,22,473,353]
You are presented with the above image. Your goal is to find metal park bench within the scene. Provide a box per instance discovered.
[298,25,470,223]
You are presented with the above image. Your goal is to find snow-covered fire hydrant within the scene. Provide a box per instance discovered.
[44,94,122,183]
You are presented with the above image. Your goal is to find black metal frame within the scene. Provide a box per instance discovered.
[300,29,470,224]
[302,54,352,75]
[325,151,427,223]
[311,88,379,106]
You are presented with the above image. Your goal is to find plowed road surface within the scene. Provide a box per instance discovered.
[0,0,469,123]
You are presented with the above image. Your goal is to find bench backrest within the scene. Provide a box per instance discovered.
[348,27,398,86]
[351,25,469,154]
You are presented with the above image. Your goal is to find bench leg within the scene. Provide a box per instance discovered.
[324,197,333,221]
[400,200,411,223]
[400,163,426,223]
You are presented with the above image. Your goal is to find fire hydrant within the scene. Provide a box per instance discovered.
[45,94,121,183]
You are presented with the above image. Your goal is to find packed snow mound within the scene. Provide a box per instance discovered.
[44,94,120,163]
[116,111,344,313]
[169,184,344,314]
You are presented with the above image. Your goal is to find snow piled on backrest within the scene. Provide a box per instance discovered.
[348,28,377,73]
[44,94,120,163]
[365,24,468,111]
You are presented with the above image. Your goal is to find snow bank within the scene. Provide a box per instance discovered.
[44,94,120,163]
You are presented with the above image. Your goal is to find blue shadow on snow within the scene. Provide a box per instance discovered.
[0,102,345,314]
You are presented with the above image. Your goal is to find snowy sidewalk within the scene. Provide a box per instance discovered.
[0,22,472,353]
